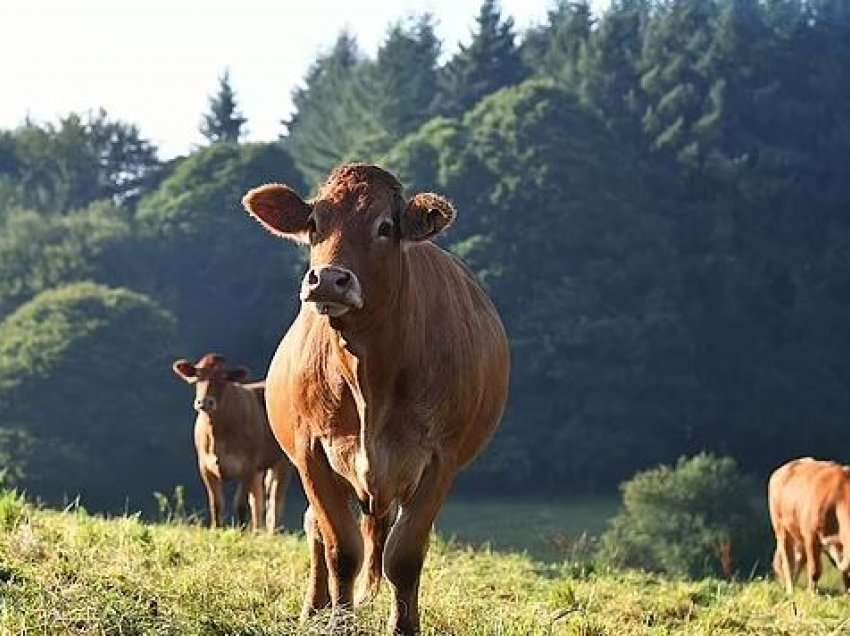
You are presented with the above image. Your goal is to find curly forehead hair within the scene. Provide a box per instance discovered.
[317,164,403,206]
[197,353,226,368]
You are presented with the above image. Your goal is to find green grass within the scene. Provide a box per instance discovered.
[3,497,850,635]
[438,497,620,561]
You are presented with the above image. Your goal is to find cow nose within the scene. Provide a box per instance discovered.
[304,266,353,293]
[194,397,216,412]
[334,270,351,289]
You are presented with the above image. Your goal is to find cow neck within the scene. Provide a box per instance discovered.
[205,382,241,432]
[326,254,408,425]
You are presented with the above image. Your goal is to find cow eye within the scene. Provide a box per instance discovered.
[377,220,394,239]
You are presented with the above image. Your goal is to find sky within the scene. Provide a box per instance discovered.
[1,0,607,159]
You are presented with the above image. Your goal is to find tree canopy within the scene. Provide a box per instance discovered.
[3,0,850,509]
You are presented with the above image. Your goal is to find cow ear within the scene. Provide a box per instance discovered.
[172,359,197,382]
[242,183,312,244]
[401,193,456,242]
[225,366,248,383]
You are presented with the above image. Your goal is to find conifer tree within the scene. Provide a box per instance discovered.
[282,33,380,184]
[436,0,528,117]
[200,69,247,145]
[372,15,441,138]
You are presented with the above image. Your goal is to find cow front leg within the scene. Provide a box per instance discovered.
[233,479,249,528]
[302,505,330,622]
[265,459,293,533]
[356,503,397,606]
[200,469,225,529]
[247,471,266,532]
[384,459,455,635]
[299,448,362,623]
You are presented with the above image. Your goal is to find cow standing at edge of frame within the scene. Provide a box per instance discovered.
[769,457,850,593]
[241,164,510,634]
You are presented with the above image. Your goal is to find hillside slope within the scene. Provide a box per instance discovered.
[1,493,849,635]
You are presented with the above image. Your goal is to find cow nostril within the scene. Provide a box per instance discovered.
[307,268,320,287]
[335,271,351,288]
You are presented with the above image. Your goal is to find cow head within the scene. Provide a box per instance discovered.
[242,164,455,323]
[171,353,247,414]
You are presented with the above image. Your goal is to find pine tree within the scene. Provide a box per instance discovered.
[639,0,720,169]
[371,15,441,138]
[436,0,528,117]
[523,0,594,87]
[579,0,650,146]
[282,32,382,184]
[200,69,247,145]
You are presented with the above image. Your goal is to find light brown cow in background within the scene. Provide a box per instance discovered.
[242,164,510,634]
[172,353,292,532]
[768,457,850,593]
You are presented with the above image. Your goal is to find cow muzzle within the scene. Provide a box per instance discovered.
[194,396,217,413]
[300,265,364,317]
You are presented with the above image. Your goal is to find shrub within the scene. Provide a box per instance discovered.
[0,282,189,510]
[597,453,770,578]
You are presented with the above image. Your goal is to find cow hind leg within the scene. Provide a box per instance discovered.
[803,535,822,593]
[384,459,455,636]
[776,533,798,594]
[823,540,850,592]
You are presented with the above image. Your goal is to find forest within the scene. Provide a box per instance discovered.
[1,0,849,512]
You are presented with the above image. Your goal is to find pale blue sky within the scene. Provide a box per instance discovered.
[1,0,607,158]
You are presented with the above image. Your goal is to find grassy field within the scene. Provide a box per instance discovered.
[3,491,850,635]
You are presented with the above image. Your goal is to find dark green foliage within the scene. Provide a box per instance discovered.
[578,0,649,144]
[371,16,441,139]
[0,428,34,488]
[0,283,188,509]
[1,110,159,213]
[200,69,247,145]
[598,454,770,578]
[283,32,378,184]
[3,0,850,510]
[0,202,132,317]
[136,142,306,371]
[435,0,528,117]
[522,0,594,86]
[283,21,443,183]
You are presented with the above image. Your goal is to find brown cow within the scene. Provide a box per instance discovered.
[242,164,510,634]
[172,353,292,532]
[768,457,850,593]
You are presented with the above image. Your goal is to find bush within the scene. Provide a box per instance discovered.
[0,282,190,510]
[597,453,770,579]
